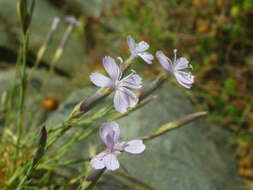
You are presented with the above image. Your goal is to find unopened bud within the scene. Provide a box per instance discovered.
[51,17,60,31]
[33,126,47,167]
[84,169,105,189]
[65,16,80,26]
[17,0,35,34]
[139,73,167,101]
[69,88,112,119]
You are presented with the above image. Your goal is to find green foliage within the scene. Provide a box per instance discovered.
[224,78,236,96]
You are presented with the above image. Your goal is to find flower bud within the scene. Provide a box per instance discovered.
[139,73,167,101]
[32,126,47,167]
[17,0,35,34]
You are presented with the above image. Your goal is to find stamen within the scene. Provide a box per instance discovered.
[117,57,124,64]
[173,49,177,62]
[130,69,136,74]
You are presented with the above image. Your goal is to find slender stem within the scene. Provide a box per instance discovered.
[38,158,89,170]
[107,95,157,121]
[46,122,71,150]
[6,160,30,190]
[15,33,29,165]
[28,17,60,81]
[16,164,33,190]
[43,122,100,165]
[80,169,106,190]
[42,24,74,89]
[122,56,134,73]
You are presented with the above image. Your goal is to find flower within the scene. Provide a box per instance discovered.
[90,56,142,113]
[65,16,80,26]
[90,122,146,171]
[127,35,154,64]
[51,17,60,31]
[156,49,194,89]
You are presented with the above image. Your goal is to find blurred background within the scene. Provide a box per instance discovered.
[0,0,253,189]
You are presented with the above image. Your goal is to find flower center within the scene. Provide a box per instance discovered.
[113,80,121,90]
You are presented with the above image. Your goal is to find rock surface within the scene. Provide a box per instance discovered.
[46,82,246,190]
[0,0,118,73]
[0,0,109,74]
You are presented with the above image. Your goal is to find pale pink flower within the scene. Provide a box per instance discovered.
[127,35,153,64]
[91,122,146,171]
[156,49,194,88]
[65,16,80,26]
[90,56,142,113]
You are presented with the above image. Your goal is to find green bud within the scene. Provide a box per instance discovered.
[32,126,47,167]
[17,0,35,34]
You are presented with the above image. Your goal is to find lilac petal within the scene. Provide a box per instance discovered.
[103,56,121,81]
[105,132,115,150]
[90,72,112,87]
[174,71,194,89]
[114,87,138,113]
[174,57,191,71]
[156,51,173,72]
[100,122,120,148]
[111,123,120,143]
[100,123,112,142]
[90,151,107,170]
[121,87,138,108]
[120,73,142,89]
[127,35,136,54]
[113,90,128,113]
[138,52,153,64]
[136,41,149,52]
[104,153,120,171]
[124,140,146,154]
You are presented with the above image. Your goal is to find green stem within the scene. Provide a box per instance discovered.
[42,24,74,89]
[43,123,99,164]
[15,33,29,166]
[38,158,89,170]
[16,163,33,190]
[79,169,106,190]
[46,122,71,150]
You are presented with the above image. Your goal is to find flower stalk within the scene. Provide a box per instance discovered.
[42,17,79,88]
[15,26,29,167]
[28,17,60,81]
[139,73,167,101]
[80,169,106,190]
[140,112,208,141]
[108,95,157,121]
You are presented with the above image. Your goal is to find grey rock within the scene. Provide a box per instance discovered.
[64,0,116,17]
[0,69,70,95]
[0,68,72,129]
[30,0,85,73]
[118,85,244,190]
[46,82,245,190]
[0,0,85,73]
